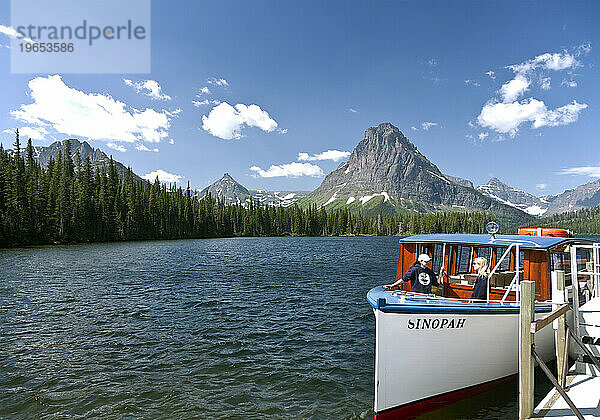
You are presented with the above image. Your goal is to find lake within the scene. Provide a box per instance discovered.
[1,236,597,418]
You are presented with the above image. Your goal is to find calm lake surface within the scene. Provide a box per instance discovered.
[1,236,598,419]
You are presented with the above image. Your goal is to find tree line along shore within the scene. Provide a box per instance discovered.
[0,132,596,248]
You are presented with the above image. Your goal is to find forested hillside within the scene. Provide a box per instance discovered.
[1,131,497,247]
[522,206,600,234]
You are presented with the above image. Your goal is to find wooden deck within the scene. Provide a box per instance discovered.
[532,297,600,419]
[532,371,600,419]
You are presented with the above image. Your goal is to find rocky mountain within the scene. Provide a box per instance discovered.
[250,190,310,207]
[28,139,144,183]
[198,173,309,207]
[300,123,531,223]
[198,173,252,205]
[444,174,473,189]
[543,178,600,216]
[476,178,549,216]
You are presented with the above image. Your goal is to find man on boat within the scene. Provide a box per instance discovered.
[384,254,440,294]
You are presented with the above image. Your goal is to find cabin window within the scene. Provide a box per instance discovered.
[477,247,492,262]
[550,249,591,285]
[418,243,444,273]
[550,252,568,272]
[455,246,472,274]
[432,244,444,273]
[577,249,592,271]
[494,247,511,271]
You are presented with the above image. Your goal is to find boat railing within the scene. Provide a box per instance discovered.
[485,242,521,303]
[388,289,535,306]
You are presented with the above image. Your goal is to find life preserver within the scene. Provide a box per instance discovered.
[518,228,572,238]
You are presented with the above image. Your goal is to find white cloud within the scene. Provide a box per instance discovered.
[12,75,173,144]
[198,86,211,95]
[107,142,127,152]
[135,144,158,152]
[297,150,350,162]
[428,58,437,67]
[164,108,181,117]
[250,162,324,178]
[558,166,600,178]
[561,79,578,88]
[500,74,530,102]
[508,51,580,74]
[348,108,358,113]
[5,126,49,140]
[192,99,221,107]
[206,77,229,87]
[485,70,496,80]
[476,45,590,137]
[478,99,587,137]
[536,183,548,190]
[533,101,587,128]
[410,126,418,131]
[201,102,278,140]
[0,24,34,43]
[421,121,438,130]
[123,79,171,100]
[143,169,182,183]
[478,132,489,141]
[540,77,551,90]
[464,79,480,87]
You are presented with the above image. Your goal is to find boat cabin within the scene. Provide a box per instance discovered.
[395,233,594,302]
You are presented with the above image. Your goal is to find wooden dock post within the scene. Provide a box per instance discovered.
[552,270,567,384]
[519,280,535,420]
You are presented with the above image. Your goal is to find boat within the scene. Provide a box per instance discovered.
[367,227,597,419]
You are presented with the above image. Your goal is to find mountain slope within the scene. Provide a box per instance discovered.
[544,178,600,216]
[301,123,531,223]
[476,178,549,216]
[198,173,252,204]
[30,139,144,183]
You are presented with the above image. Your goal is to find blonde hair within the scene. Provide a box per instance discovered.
[474,257,490,277]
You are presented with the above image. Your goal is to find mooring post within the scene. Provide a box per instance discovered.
[519,280,535,420]
[552,270,567,383]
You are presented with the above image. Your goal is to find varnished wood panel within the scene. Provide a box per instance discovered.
[397,244,416,291]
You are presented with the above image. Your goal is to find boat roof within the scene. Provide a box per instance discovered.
[398,234,579,250]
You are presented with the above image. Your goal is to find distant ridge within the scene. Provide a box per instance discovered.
[198,173,309,207]
[28,138,144,183]
[543,178,600,216]
[476,177,548,216]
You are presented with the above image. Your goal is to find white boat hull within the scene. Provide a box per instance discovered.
[374,308,555,417]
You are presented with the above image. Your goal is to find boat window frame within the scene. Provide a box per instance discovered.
[494,247,511,272]
[476,247,492,264]
[455,245,473,274]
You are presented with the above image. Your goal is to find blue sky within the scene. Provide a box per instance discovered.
[0,1,598,196]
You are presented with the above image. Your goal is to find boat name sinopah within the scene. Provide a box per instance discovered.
[407,318,466,330]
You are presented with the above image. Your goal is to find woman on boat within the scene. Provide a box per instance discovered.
[384,254,439,294]
[470,257,490,301]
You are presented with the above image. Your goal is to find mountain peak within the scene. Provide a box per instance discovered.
[302,124,528,221]
[199,173,251,204]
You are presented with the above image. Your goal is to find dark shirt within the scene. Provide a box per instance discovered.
[470,274,489,300]
[402,263,439,294]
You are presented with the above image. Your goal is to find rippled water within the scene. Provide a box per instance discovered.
[2,236,595,419]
